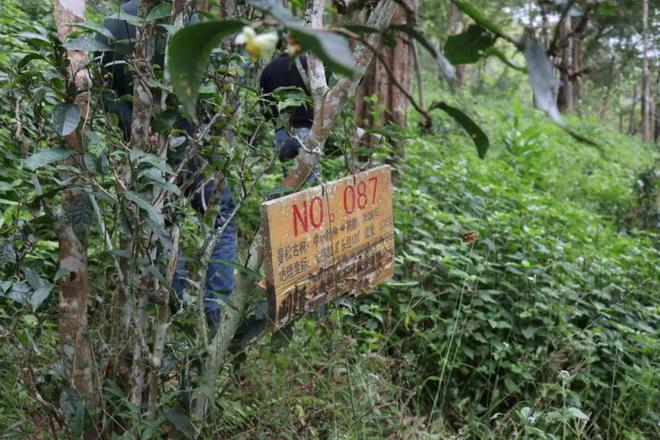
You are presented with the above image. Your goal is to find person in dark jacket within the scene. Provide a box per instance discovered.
[98,1,235,325]
[259,52,314,166]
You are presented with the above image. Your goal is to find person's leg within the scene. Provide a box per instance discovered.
[273,127,316,186]
[292,127,316,186]
[204,182,237,325]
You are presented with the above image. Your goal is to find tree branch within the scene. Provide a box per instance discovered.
[52,0,95,409]
[283,0,398,190]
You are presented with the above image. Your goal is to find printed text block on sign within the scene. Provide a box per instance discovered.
[261,165,395,330]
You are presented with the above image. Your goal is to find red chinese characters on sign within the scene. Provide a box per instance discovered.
[261,165,395,329]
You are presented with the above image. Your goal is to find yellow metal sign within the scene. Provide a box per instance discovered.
[261,165,395,330]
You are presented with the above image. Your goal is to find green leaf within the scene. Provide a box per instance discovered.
[288,27,356,76]
[562,126,601,148]
[107,10,145,26]
[164,406,195,439]
[25,148,73,171]
[146,2,172,22]
[272,86,310,112]
[210,258,264,280]
[17,52,48,71]
[248,0,356,76]
[444,25,495,65]
[449,0,519,47]
[168,19,246,117]
[124,191,164,226]
[17,32,52,47]
[248,0,297,25]
[430,102,489,159]
[568,407,590,421]
[63,37,112,52]
[59,388,85,439]
[52,102,81,136]
[71,22,116,41]
[30,286,52,311]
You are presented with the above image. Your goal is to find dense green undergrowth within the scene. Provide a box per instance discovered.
[218,102,659,439]
[1,1,658,438]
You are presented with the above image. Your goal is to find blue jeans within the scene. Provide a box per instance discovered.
[172,165,237,326]
[274,127,317,186]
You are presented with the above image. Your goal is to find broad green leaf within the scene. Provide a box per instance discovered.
[63,37,112,52]
[444,25,495,65]
[168,19,246,117]
[59,388,85,439]
[25,148,72,171]
[449,0,519,47]
[130,148,175,174]
[248,0,356,76]
[164,407,195,439]
[287,27,356,76]
[210,258,264,280]
[524,38,563,125]
[17,32,51,47]
[17,52,48,70]
[71,22,116,41]
[52,102,81,136]
[124,191,164,226]
[107,10,145,26]
[568,407,590,421]
[146,2,172,22]
[430,102,489,159]
[30,286,52,311]
[272,86,311,112]
[248,0,297,25]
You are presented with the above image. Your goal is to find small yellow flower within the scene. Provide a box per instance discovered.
[235,26,278,60]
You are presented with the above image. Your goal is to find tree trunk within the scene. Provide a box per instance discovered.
[557,15,573,112]
[571,33,582,105]
[629,83,639,135]
[52,0,95,409]
[354,0,416,155]
[641,0,651,141]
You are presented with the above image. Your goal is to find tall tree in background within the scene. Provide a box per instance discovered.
[354,0,416,152]
[641,0,651,141]
[557,14,574,112]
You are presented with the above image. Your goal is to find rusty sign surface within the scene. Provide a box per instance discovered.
[262,165,395,329]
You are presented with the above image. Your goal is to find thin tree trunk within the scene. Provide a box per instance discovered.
[571,34,582,105]
[52,0,95,408]
[557,15,573,112]
[126,0,159,412]
[651,70,660,143]
[629,83,638,135]
[641,0,651,141]
[353,0,415,156]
